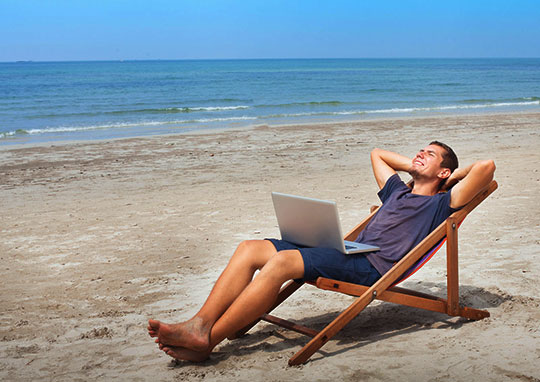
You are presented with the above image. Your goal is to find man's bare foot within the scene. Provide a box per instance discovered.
[147,317,210,351]
[158,342,211,363]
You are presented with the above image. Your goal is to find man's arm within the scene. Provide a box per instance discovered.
[443,159,496,209]
[370,148,411,189]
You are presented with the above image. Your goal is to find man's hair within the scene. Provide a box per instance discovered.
[430,140,459,173]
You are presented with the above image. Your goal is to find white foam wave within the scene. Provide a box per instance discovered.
[7,116,259,136]
[364,100,540,114]
[276,101,540,118]
[23,121,165,135]
[2,100,537,139]
[174,105,250,112]
[190,116,258,123]
[257,100,539,120]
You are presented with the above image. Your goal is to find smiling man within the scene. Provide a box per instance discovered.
[148,141,495,363]
[357,141,495,276]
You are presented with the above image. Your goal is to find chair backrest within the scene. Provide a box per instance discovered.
[394,180,498,286]
[390,219,464,287]
[392,236,446,286]
[344,180,498,287]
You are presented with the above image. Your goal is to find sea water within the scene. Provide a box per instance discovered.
[1,58,539,145]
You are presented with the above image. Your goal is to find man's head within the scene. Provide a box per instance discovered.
[430,140,459,173]
[409,141,459,189]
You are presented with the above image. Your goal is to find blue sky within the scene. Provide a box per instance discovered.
[1,0,539,61]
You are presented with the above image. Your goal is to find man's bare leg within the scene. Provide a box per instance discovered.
[156,249,305,361]
[148,239,278,351]
[209,249,305,345]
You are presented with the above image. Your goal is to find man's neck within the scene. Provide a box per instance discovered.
[411,179,440,196]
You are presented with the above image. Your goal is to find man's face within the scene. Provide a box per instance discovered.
[409,144,448,180]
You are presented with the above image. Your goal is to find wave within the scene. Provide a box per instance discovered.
[26,96,539,121]
[23,101,345,119]
[2,99,538,139]
[461,98,500,104]
[27,105,251,119]
[255,100,344,109]
[347,100,540,115]
[0,129,28,138]
[0,116,259,137]
[461,96,540,104]
[177,98,253,104]
[181,116,258,123]
[178,105,249,112]
[258,100,540,119]
[113,105,250,114]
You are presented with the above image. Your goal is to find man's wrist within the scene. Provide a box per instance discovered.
[454,163,474,181]
[452,168,466,181]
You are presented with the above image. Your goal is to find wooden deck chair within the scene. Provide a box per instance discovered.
[230,180,498,365]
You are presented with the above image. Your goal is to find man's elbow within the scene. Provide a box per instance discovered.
[481,159,496,175]
[477,159,496,181]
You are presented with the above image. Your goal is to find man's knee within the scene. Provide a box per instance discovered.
[234,239,275,268]
[236,239,267,254]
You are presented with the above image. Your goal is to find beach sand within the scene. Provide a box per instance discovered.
[1,112,539,381]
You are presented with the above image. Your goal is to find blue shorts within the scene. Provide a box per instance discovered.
[266,238,381,286]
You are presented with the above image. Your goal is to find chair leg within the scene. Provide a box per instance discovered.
[261,314,319,337]
[227,280,304,339]
[446,217,460,316]
[458,306,490,320]
[289,288,375,365]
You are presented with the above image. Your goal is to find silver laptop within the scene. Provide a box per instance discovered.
[271,192,380,254]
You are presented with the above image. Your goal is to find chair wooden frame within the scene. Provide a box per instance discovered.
[230,180,498,365]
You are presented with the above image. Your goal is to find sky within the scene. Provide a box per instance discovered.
[1,0,540,62]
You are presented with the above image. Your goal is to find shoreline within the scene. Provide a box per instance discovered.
[1,111,539,381]
[1,109,539,151]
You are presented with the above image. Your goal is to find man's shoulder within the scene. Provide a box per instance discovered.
[378,174,409,202]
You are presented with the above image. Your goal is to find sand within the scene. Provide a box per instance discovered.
[1,112,539,381]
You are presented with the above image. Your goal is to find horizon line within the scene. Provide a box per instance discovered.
[2,56,540,64]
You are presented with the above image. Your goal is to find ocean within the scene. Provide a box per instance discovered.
[1,58,539,145]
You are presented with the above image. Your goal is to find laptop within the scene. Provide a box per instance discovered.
[271,192,380,254]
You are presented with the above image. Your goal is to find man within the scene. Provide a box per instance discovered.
[148,141,495,362]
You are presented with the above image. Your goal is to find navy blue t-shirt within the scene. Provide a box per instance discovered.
[355,174,459,276]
